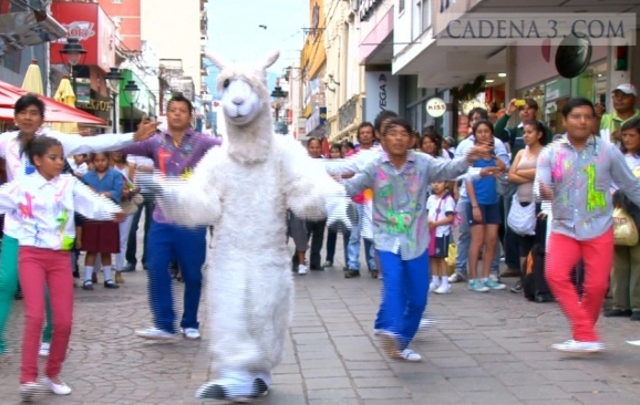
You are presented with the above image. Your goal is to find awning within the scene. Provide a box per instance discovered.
[0,80,107,125]
[0,10,66,56]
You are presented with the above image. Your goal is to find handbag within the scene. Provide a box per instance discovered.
[507,193,536,236]
[614,207,639,246]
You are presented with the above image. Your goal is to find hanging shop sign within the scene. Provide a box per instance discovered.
[425,97,447,118]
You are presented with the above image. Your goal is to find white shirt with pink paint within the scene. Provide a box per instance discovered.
[0,173,121,250]
[0,129,134,238]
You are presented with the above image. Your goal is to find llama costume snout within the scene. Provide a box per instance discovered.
[154,50,350,401]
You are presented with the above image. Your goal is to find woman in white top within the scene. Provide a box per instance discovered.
[0,136,123,401]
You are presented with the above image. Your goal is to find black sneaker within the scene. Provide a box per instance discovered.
[121,263,136,273]
[604,309,632,317]
[344,270,360,279]
[510,281,523,294]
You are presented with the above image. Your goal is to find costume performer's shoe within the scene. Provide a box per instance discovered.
[195,378,269,402]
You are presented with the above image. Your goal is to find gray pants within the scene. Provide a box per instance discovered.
[287,212,308,252]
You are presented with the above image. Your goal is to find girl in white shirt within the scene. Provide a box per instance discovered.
[427,182,456,294]
[0,136,123,401]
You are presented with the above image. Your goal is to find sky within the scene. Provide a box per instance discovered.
[205,0,309,77]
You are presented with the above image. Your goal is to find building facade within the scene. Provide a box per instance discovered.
[300,0,328,140]
[98,0,141,52]
[325,0,365,144]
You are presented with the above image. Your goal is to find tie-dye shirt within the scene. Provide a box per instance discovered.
[0,173,120,250]
[535,134,640,240]
[343,150,469,260]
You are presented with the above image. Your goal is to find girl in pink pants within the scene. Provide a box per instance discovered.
[0,136,123,401]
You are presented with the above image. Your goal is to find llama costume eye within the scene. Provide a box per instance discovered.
[223,79,230,88]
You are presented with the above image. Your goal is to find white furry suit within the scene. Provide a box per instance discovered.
[153,50,349,401]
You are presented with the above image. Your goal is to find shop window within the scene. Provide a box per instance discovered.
[404,75,419,104]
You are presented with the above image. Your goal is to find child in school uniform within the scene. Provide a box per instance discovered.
[80,152,123,290]
[0,136,122,401]
[343,116,488,362]
[427,181,456,294]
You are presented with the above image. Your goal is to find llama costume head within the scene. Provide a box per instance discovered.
[206,50,280,165]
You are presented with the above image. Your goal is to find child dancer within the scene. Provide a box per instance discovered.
[0,136,122,401]
[427,181,456,294]
[80,152,123,290]
[343,117,488,361]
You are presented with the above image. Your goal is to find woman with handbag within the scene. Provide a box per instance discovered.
[111,151,142,284]
[609,117,640,320]
[507,120,548,293]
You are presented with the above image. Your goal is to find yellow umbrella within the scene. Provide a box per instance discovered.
[21,59,44,95]
[51,77,79,134]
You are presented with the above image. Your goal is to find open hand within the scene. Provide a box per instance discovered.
[466,143,493,162]
[133,119,161,142]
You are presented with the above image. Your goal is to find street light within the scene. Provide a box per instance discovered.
[105,67,123,133]
[58,37,87,100]
[270,85,287,122]
[123,80,140,132]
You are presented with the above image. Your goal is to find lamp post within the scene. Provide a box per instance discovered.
[105,67,123,133]
[270,85,287,122]
[58,38,86,103]
[123,80,140,132]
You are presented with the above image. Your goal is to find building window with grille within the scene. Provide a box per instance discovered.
[398,0,405,14]
[421,0,431,32]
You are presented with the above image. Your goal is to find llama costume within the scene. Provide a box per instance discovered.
[150,50,350,401]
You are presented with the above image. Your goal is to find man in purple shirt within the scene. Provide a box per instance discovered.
[120,94,220,340]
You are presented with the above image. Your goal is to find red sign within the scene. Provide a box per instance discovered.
[50,2,116,73]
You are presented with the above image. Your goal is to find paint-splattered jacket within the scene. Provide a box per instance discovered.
[535,134,640,240]
[343,150,469,260]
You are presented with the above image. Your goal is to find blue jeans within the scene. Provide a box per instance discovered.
[375,249,429,350]
[347,204,376,272]
[454,197,500,277]
[146,220,206,333]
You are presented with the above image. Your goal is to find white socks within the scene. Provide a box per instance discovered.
[84,266,94,283]
[432,275,449,286]
[103,265,113,282]
[440,276,450,287]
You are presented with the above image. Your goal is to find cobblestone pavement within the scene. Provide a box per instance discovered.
[1,235,640,404]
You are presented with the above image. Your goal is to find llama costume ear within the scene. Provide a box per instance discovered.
[206,51,229,70]
[261,50,280,70]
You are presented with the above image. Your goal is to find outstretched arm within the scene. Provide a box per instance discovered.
[280,137,348,221]
[149,148,222,227]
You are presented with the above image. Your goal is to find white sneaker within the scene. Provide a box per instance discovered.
[297,264,308,275]
[434,284,452,294]
[419,319,436,329]
[183,328,201,340]
[135,327,180,340]
[429,281,440,292]
[398,348,422,362]
[39,342,50,357]
[20,382,44,402]
[551,339,604,353]
[40,377,72,395]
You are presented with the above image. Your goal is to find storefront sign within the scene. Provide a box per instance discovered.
[359,0,384,22]
[425,97,447,118]
[339,97,358,131]
[77,99,112,112]
[50,2,116,73]
[364,71,399,123]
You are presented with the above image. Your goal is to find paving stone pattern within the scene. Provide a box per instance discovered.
[1,233,640,404]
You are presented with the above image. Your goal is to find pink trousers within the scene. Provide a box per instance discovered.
[19,247,73,384]
[545,229,613,342]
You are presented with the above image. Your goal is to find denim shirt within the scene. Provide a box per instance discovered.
[343,150,469,260]
[535,134,640,240]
